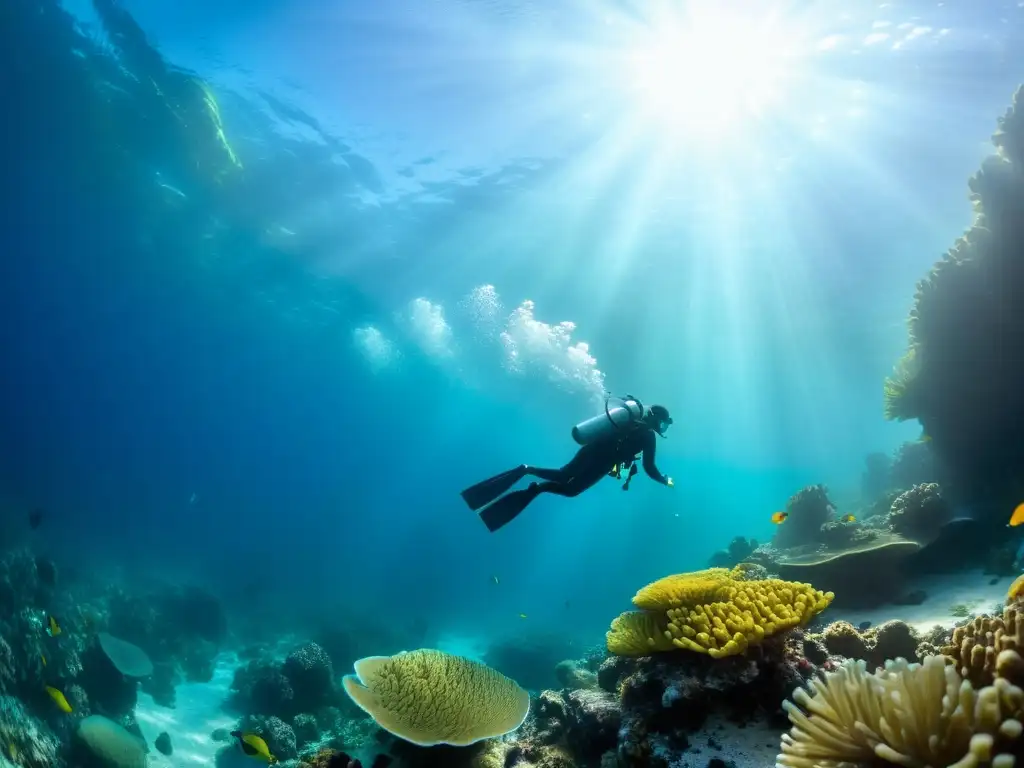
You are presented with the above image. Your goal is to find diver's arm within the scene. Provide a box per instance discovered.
[641,431,670,484]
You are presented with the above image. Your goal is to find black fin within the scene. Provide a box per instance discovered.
[460,466,527,511]
[478,486,539,532]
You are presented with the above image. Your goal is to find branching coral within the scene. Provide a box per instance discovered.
[607,568,833,659]
[778,652,1024,768]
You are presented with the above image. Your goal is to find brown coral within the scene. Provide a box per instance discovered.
[813,620,920,668]
[940,605,1024,687]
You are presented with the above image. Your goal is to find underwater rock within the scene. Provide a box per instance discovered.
[553,660,598,691]
[283,642,335,711]
[77,640,139,718]
[228,657,296,718]
[563,689,619,759]
[238,714,298,761]
[812,619,920,668]
[772,485,835,549]
[706,537,758,569]
[155,731,172,756]
[888,483,952,541]
[292,712,320,747]
[0,695,60,768]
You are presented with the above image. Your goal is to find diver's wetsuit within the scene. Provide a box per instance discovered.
[462,425,670,533]
[526,426,668,498]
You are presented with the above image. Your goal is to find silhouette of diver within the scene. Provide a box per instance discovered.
[460,396,674,532]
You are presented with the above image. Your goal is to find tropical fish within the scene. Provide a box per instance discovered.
[492,575,499,585]
[1009,503,1024,527]
[519,613,527,619]
[40,653,46,667]
[231,731,277,763]
[8,742,19,762]
[45,686,72,713]
[771,511,788,524]
[841,514,856,523]
[1009,574,1024,601]
[46,616,61,637]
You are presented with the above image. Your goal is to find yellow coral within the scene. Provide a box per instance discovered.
[631,567,737,610]
[778,653,1024,768]
[663,578,833,658]
[341,649,530,747]
[609,569,833,659]
[606,611,675,656]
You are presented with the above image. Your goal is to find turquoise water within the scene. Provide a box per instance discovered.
[3,0,1021,655]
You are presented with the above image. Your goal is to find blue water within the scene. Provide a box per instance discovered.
[2,0,1022,648]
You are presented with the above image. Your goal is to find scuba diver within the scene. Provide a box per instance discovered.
[460,396,674,533]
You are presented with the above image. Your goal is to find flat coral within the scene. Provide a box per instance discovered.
[341,648,530,747]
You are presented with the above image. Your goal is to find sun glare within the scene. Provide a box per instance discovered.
[625,8,799,138]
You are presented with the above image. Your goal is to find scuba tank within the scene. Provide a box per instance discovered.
[571,395,645,446]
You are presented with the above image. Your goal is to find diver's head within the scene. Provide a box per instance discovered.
[646,404,673,436]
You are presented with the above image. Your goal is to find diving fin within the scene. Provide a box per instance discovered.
[460,465,528,511]
[478,485,540,532]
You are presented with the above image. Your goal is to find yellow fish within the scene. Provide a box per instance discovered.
[46,615,60,637]
[771,511,788,524]
[1009,503,1024,527]
[231,731,277,763]
[519,613,528,619]
[841,514,856,523]
[40,653,46,667]
[45,686,72,713]
[8,743,19,763]
[1009,574,1024,601]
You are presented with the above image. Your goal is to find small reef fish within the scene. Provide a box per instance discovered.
[45,686,72,713]
[1009,503,1024,527]
[1009,574,1024,601]
[46,616,61,637]
[8,742,18,762]
[771,511,788,524]
[231,731,277,763]
[40,653,46,667]
[492,575,499,585]
[331,752,392,768]
[519,613,528,619]
[841,514,856,523]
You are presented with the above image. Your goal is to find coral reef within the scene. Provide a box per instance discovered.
[883,85,1024,508]
[341,649,531,746]
[934,605,1024,687]
[778,652,1024,768]
[811,620,921,668]
[0,695,60,768]
[607,568,833,658]
[706,537,758,569]
[772,486,834,549]
[887,482,953,541]
[553,660,598,691]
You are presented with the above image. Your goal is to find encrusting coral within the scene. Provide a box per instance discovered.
[888,482,953,541]
[777,651,1024,768]
[341,648,531,747]
[607,567,833,659]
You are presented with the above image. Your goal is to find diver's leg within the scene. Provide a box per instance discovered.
[524,445,594,482]
[460,465,529,511]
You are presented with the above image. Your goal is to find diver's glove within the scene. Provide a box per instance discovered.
[666,477,674,487]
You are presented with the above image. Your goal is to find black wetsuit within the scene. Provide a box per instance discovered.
[524,425,669,498]
[462,423,671,532]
